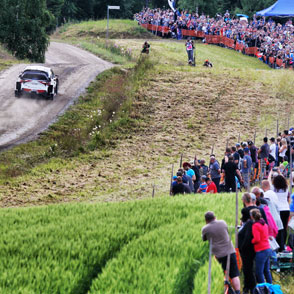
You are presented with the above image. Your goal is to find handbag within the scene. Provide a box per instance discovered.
[269,238,280,251]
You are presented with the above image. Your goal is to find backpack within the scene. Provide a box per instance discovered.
[254,283,284,294]
[253,285,271,294]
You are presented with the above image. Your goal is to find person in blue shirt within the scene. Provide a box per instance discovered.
[183,162,196,181]
[242,148,252,191]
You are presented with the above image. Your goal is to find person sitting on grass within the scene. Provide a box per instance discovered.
[142,41,150,54]
[203,59,213,67]
[197,175,208,193]
[205,177,217,194]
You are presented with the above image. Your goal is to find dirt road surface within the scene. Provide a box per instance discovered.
[0,42,112,150]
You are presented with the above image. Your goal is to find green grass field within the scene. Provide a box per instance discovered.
[0,194,232,294]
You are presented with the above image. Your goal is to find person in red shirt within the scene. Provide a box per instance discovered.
[250,209,272,284]
[205,177,217,193]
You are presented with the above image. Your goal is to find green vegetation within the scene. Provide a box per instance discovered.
[58,19,153,39]
[0,0,49,62]
[2,20,294,206]
[0,194,235,294]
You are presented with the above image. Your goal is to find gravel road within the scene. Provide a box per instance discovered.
[0,42,113,150]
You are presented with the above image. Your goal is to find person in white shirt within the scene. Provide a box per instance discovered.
[272,175,290,251]
[269,137,276,170]
[261,180,283,232]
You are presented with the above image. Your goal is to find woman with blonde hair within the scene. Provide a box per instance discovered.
[279,138,287,164]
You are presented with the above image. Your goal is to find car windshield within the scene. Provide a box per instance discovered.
[22,71,49,81]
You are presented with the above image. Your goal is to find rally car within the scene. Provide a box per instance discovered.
[15,66,58,100]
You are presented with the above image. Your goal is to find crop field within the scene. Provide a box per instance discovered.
[0,194,236,294]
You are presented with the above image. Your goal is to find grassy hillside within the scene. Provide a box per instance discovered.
[2,20,294,206]
[58,19,155,40]
[0,194,232,294]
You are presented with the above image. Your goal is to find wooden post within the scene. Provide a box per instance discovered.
[179,153,183,169]
[170,164,174,196]
[238,133,240,143]
[276,119,279,137]
[211,144,214,156]
[235,184,239,249]
[290,148,293,196]
[207,240,212,294]
[152,184,155,198]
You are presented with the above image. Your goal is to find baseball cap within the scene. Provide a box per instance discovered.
[236,143,241,147]
[201,175,207,180]
[250,193,256,201]
[244,147,250,153]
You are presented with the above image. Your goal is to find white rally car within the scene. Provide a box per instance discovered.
[15,66,59,100]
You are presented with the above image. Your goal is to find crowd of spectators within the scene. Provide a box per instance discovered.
[172,128,294,293]
[135,8,294,68]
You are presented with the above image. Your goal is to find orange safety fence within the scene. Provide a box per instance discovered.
[276,58,285,68]
[140,23,263,62]
[235,43,245,51]
[269,57,275,64]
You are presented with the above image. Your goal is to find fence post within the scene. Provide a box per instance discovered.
[170,164,174,196]
[152,184,155,198]
[211,144,214,156]
[179,153,183,169]
[207,240,212,294]
[276,119,279,137]
[238,133,240,143]
[226,138,229,149]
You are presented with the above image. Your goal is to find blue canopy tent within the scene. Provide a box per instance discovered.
[256,0,294,17]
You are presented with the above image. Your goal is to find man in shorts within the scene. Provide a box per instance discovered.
[202,211,241,294]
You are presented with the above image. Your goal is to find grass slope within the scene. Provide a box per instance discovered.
[2,20,294,206]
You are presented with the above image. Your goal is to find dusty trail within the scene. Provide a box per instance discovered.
[0,42,112,150]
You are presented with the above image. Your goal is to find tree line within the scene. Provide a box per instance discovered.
[0,0,276,62]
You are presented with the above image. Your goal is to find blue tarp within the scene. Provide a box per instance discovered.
[256,0,294,17]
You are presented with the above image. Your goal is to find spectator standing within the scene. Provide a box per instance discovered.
[223,156,243,192]
[209,156,221,192]
[191,160,201,193]
[185,38,194,64]
[238,195,256,294]
[272,174,290,251]
[202,212,241,294]
[279,138,288,164]
[241,193,267,225]
[262,180,284,240]
[258,137,270,179]
[250,209,272,284]
[199,159,209,177]
[269,137,277,170]
[242,148,252,191]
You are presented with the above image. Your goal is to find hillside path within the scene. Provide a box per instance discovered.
[0,42,113,150]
